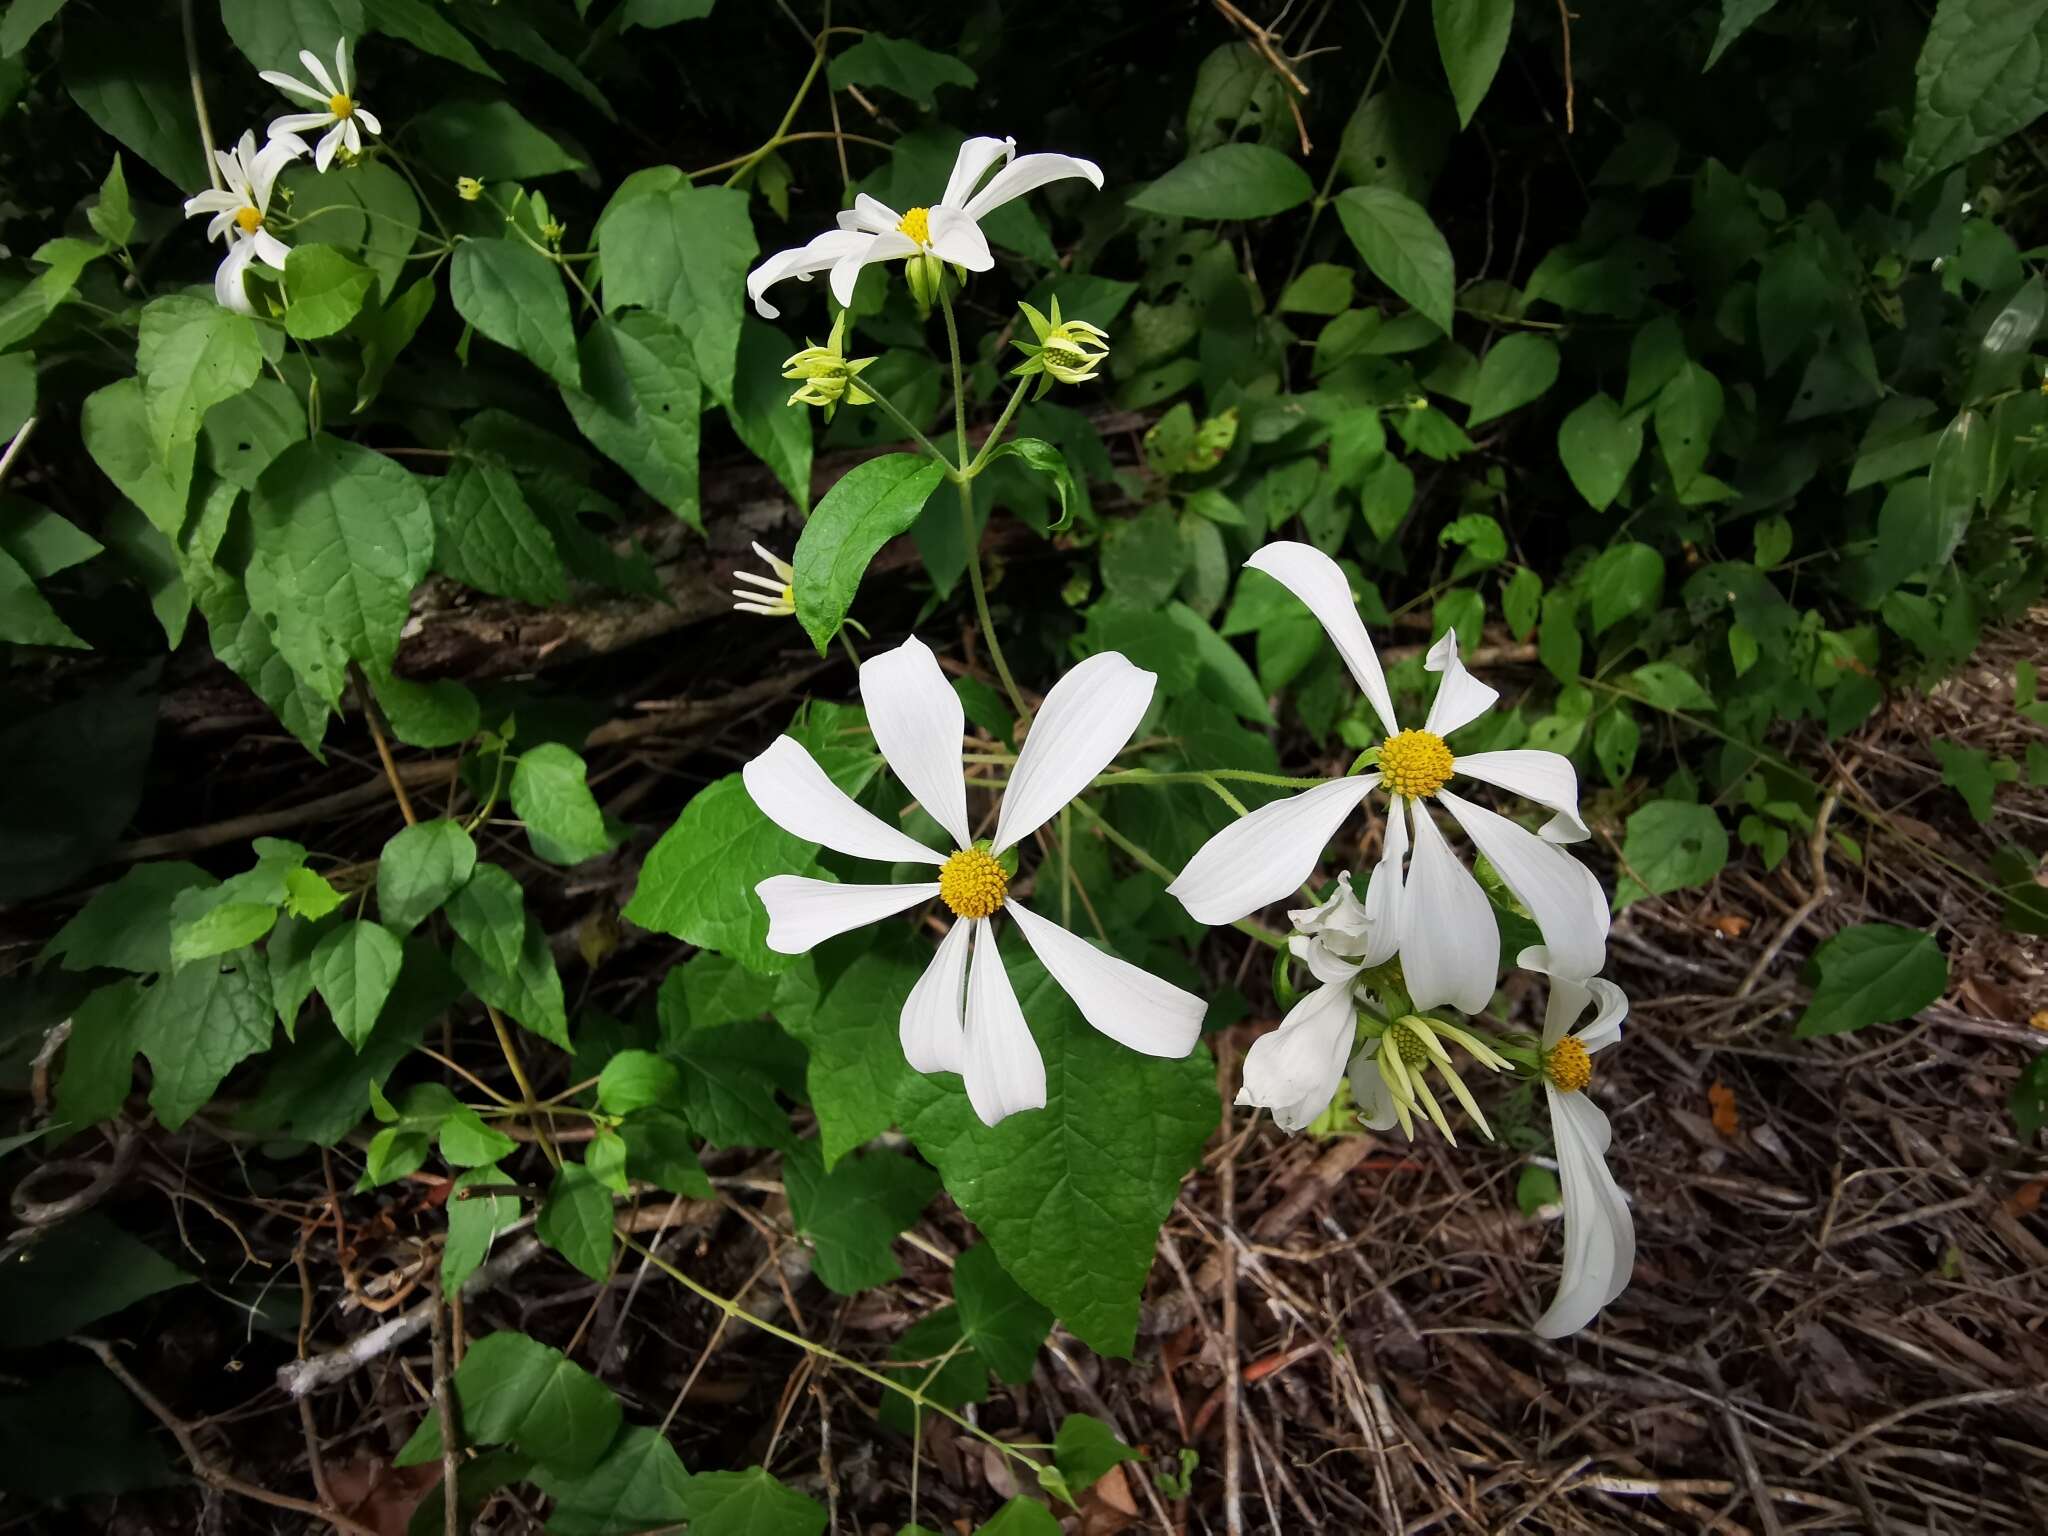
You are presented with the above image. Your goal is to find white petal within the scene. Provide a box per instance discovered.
[1423,629,1499,737]
[962,920,1045,1125]
[1237,981,1356,1132]
[1534,1087,1634,1338]
[943,135,1016,207]
[214,241,259,315]
[860,636,971,850]
[1438,790,1606,983]
[251,134,307,209]
[1453,750,1590,843]
[205,210,239,243]
[1359,798,1407,967]
[992,650,1156,854]
[269,112,335,137]
[828,231,918,309]
[901,917,970,1074]
[755,875,937,955]
[1008,901,1203,1058]
[260,70,329,105]
[353,105,382,136]
[962,152,1105,221]
[252,231,293,269]
[314,121,346,174]
[1348,1051,1403,1133]
[1398,806,1497,1014]
[745,228,872,319]
[927,204,994,270]
[1521,950,1629,1053]
[1578,979,1629,1054]
[1244,542,1400,737]
[343,119,362,155]
[1289,934,1364,987]
[743,735,945,865]
[299,48,338,95]
[846,192,904,236]
[333,38,350,96]
[184,189,241,217]
[1167,776,1378,925]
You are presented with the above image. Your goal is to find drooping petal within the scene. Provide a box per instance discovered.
[901,916,971,1074]
[298,47,339,96]
[214,240,260,315]
[184,189,242,218]
[1398,805,1498,1014]
[845,192,903,237]
[1533,966,1596,1049]
[828,231,919,309]
[860,636,972,850]
[252,231,293,269]
[1422,629,1500,738]
[745,228,872,319]
[268,112,334,138]
[205,210,239,243]
[1579,979,1629,1054]
[1289,933,1364,987]
[1358,798,1407,967]
[1453,749,1590,843]
[756,875,938,955]
[1534,1087,1635,1338]
[1348,1051,1403,1133]
[962,920,1046,1125]
[743,735,945,865]
[927,204,994,270]
[1244,542,1400,737]
[1007,901,1203,1058]
[992,650,1156,853]
[962,152,1105,221]
[1237,980,1358,1133]
[1437,790,1606,982]
[1168,776,1379,926]
[314,121,346,174]
[942,135,1016,207]
[260,69,329,105]
[250,134,308,208]
[1521,948,1630,1054]
[353,105,382,136]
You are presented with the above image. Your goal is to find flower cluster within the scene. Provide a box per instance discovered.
[180,40,380,315]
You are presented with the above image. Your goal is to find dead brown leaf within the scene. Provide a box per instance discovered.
[1708,1080,1740,1139]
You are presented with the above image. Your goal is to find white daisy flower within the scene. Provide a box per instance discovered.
[743,637,1204,1125]
[181,130,309,315]
[744,135,1103,320]
[1519,949,1633,1338]
[261,40,382,173]
[732,542,796,618]
[1235,880,1375,1131]
[1167,541,1608,1014]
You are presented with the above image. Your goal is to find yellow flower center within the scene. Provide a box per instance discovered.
[234,206,264,236]
[1545,1038,1593,1093]
[1379,728,1454,799]
[897,206,932,246]
[1390,1022,1432,1069]
[938,847,1007,919]
[329,92,354,118]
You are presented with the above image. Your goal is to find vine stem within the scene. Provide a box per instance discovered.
[1067,799,1286,949]
[853,376,954,468]
[618,1233,1052,1481]
[180,0,222,190]
[716,0,835,189]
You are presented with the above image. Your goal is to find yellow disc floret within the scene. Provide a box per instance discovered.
[329,92,354,118]
[939,847,1008,919]
[1545,1037,1593,1093]
[897,206,932,246]
[1391,1021,1433,1069]
[235,206,264,236]
[1379,728,1455,799]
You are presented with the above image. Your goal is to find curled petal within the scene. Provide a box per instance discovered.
[269,112,334,138]
[314,121,347,174]
[963,152,1104,222]
[828,231,918,310]
[943,135,1016,207]
[845,192,903,237]
[1167,776,1378,926]
[927,204,994,271]
[353,105,382,136]
[1008,901,1203,1058]
[214,240,260,315]
[252,231,293,269]
[1244,542,1400,738]
[1237,981,1356,1133]
[297,47,339,96]
[745,228,872,319]
[993,650,1156,854]
[1423,629,1500,738]
[743,735,944,865]
[962,920,1046,1125]
[1534,1087,1635,1338]
[901,917,971,1074]
[755,876,938,955]
[1348,1051,1403,1133]
[1519,949,1629,1053]
[1454,749,1590,843]
[1437,790,1606,983]
[1398,805,1497,1014]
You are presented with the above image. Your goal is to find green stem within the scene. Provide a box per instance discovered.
[719,4,831,189]
[1097,767,1331,792]
[1068,799,1286,949]
[939,284,970,464]
[852,377,955,469]
[963,377,1030,476]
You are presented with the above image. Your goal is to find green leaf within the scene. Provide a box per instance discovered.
[1515,1164,1562,1215]
[362,0,500,79]
[532,1426,692,1536]
[990,437,1079,532]
[1433,0,1513,126]
[282,865,343,921]
[598,1049,683,1116]
[204,379,306,492]
[45,862,215,974]
[283,245,374,340]
[377,820,477,935]
[354,275,437,412]
[793,453,949,653]
[620,1108,714,1196]
[428,458,569,608]
[53,981,141,1138]
[245,435,434,712]
[1932,739,2004,822]
[1102,504,1188,607]
[1593,706,1640,786]
[396,1329,621,1474]
[537,1162,615,1282]
[620,0,717,25]
[219,0,362,75]
[900,949,1217,1356]
[1128,143,1313,219]
[1466,335,1559,427]
[562,310,704,527]
[412,99,583,181]
[1501,565,1541,640]
[0,236,103,352]
[171,901,278,967]
[1628,660,1714,712]
[280,159,420,302]
[88,155,133,246]
[136,295,262,466]
[730,317,815,511]
[312,920,405,1050]
[450,238,579,390]
[978,1499,1063,1536]
[1706,0,1781,68]
[1903,0,2048,188]
[133,949,274,1129]
[0,545,86,647]
[776,937,922,1167]
[446,864,570,1050]
[1588,543,1664,633]
[828,32,976,107]
[443,1164,520,1291]
[82,379,191,540]
[955,1243,1053,1384]
[2012,1052,2048,1139]
[1,0,71,56]
[0,1213,190,1348]
[678,1468,827,1536]
[594,181,756,406]
[1793,925,1948,1037]
[1614,801,1728,910]
[62,20,207,191]
[1336,83,1454,198]
[1333,187,1456,335]
[1927,409,1989,567]
[1279,263,1354,315]
[783,1141,939,1294]
[1653,361,1723,490]
[511,744,621,865]
[1053,1413,1142,1495]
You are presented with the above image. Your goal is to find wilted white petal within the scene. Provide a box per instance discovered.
[1519,949,1629,1053]
[1008,901,1203,1058]
[942,135,1016,207]
[993,650,1155,853]
[1288,870,1375,955]
[901,916,971,1074]
[1244,542,1400,737]
[1168,776,1379,925]
[1358,798,1407,966]
[928,204,994,270]
[745,228,872,319]
[250,135,307,208]
[1398,805,1497,1013]
[1423,629,1500,738]
[1437,790,1606,982]
[743,735,944,866]
[1534,1086,1634,1338]
[1455,749,1590,842]
[755,875,938,954]
[962,152,1104,221]
[1289,933,1364,987]
[1348,1050,1403,1133]
[860,636,971,849]
[829,231,919,309]
[962,920,1046,1125]
[214,240,260,315]
[1237,981,1356,1133]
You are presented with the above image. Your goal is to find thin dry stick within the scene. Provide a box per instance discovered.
[0,414,38,491]
[77,1336,383,1536]
[1554,0,1576,133]
[1736,786,1842,997]
[353,666,419,828]
[293,1246,340,1515]
[431,1286,461,1536]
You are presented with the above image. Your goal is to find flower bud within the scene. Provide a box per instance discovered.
[781,311,875,422]
[456,176,484,202]
[1011,297,1109,393]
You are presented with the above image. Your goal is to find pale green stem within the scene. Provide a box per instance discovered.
[849,376,955,469]
[1068,799,1286,950]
